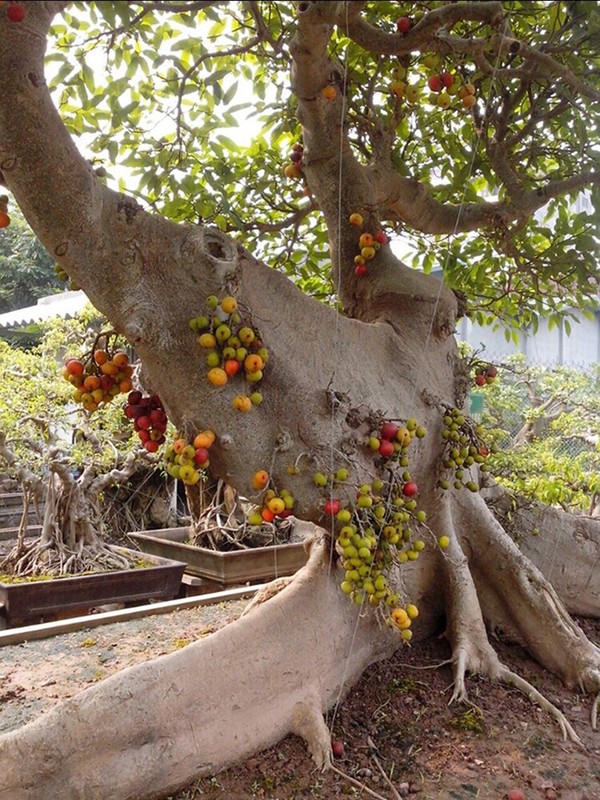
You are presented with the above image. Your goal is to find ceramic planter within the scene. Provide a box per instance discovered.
[0,547,186,629]
[128,527,308,586]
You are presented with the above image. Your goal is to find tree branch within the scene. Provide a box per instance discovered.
[330,1,507,58]
[376,169,600,235]
[91,448,157,494]
[0,431,42,490]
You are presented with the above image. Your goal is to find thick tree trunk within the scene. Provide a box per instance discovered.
[0,5,599,799]
[0,507,599,799]
[0,531,401,800]
[483,485,600,618]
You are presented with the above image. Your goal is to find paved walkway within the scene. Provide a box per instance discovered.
[0,596,248,735]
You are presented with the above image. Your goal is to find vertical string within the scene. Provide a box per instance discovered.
[327,1,351,573]
[409,15,512,404]
[325,1,370,733]
[326,14,515,740]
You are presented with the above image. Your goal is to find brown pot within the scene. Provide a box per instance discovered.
[0,547,186,629]
[128,528,308,586]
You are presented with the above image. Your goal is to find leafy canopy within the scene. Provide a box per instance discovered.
[481,354,600,513]
[0,208,59,315]
[39,1,600,326]
[0,311,152,477]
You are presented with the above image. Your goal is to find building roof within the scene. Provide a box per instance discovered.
[0,291,90,329]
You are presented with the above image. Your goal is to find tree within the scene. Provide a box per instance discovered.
[0,2,599,798]
[479,354,600,516]
[0,207,59,314]
[0,315,167,577]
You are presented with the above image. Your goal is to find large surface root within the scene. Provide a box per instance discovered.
[431,493,600,742]
[483,486,600,617]
[0,526,398,800]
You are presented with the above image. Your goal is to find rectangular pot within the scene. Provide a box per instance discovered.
[128,527,308,585]
[0,547,186,628]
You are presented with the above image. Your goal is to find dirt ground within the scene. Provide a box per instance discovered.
[0,602,598,800]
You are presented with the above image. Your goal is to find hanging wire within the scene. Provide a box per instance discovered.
[325,8,514,739]
[325,1,382,736]
[326,1,352,577]
[409,15,512,404]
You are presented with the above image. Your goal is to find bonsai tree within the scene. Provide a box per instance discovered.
[0,316,167,577]
[479,354,600,516]
[0,2,598,798]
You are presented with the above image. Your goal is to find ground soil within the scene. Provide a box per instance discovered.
[0,602,598,800]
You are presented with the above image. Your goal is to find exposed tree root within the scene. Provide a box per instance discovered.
[429,493,600,742]
[483,485,600,617]
[458,493,600,692]
[0,494,598,799]
[0,527,400,800]
[498,667,581,744]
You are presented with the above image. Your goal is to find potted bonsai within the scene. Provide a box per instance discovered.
[129,476,309,586]
[0,320,185,628]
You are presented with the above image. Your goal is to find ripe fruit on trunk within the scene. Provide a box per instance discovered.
[233,394,252,412]
[284,163,302,179]
[378,440,395,458]
[65,358,85,376]
[221,296,237,314]
[194,448,209,466]
[224,359,240,377]
[396,16,411,34]
[402,481,418,497]
[380,421,399,440]
[244,354,263,373]
[267,497,285,515]
[207,367,228,386]
[7,3,25,22]
[252,470,269,490]
[428,75,443,93]
[324,498,341,516]
[193,430,216,449]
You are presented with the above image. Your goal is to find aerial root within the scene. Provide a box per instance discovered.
[290,699,332,770]
[592,691,599,731]
[448,647,470,704]
[448,646,585,745]
[498,666,584,746]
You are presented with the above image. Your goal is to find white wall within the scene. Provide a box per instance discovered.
[457,310,600,368]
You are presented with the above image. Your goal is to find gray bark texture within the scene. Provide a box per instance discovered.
[0,3,598,798]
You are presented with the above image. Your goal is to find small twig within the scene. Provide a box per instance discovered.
[394,658,453,671]
[367,737,402,800]
[329,764,390,800]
